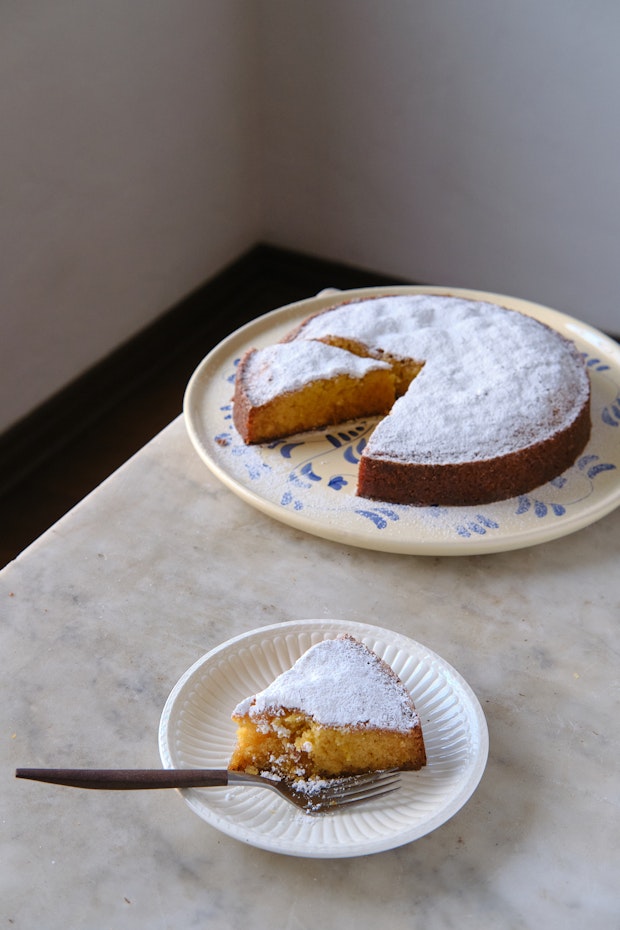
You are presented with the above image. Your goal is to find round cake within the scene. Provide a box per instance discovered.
[234,293,592,506]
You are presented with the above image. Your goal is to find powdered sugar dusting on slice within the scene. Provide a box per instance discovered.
[233,635,419,731]
[241,340,391,406]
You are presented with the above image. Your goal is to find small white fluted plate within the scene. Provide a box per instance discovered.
[159,619,488,858]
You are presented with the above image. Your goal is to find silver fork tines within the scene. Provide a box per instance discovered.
[229,768,402,813]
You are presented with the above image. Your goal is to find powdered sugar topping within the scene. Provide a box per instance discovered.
[294,294,590,464]
[233,635,419,731]
[241,340,390,406]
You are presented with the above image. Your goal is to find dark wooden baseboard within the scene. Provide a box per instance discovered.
[2,243,617,501]
[0,245,409,497]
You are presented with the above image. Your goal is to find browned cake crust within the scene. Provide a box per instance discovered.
[357,399,591,506]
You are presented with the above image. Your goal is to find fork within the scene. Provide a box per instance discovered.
[15,767,401,813]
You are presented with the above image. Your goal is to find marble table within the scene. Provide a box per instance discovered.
[2,415,619,929]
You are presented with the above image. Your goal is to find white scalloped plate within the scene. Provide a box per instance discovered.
[159,619,488,858]
[183,285,620,555]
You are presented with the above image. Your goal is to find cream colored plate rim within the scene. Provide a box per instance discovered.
[184,285,620,555]
[159,618,489,859]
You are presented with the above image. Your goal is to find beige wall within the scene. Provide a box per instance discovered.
[258,1,620,335]
[0,1,261,433]
[2,1,619,435]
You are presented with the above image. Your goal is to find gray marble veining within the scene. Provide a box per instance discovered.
[2,417,619,929]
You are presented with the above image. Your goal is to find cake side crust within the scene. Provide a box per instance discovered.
[357,392,591,506]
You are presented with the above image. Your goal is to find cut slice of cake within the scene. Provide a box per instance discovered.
[232,340,395,444]
[228,634,426,780]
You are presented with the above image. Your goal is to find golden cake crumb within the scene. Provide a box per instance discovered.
[229,635,426,780]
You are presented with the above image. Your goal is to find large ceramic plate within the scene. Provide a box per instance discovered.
[159,619,488,859]
[184,286,620,555]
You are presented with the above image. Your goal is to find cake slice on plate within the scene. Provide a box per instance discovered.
[229,634,426,780]
[232,339,395,444]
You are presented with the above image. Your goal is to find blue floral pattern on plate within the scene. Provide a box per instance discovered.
[184,289,620,553]
[208,350,618,544]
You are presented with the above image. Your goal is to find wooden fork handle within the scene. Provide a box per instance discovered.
[15,768,229,790]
